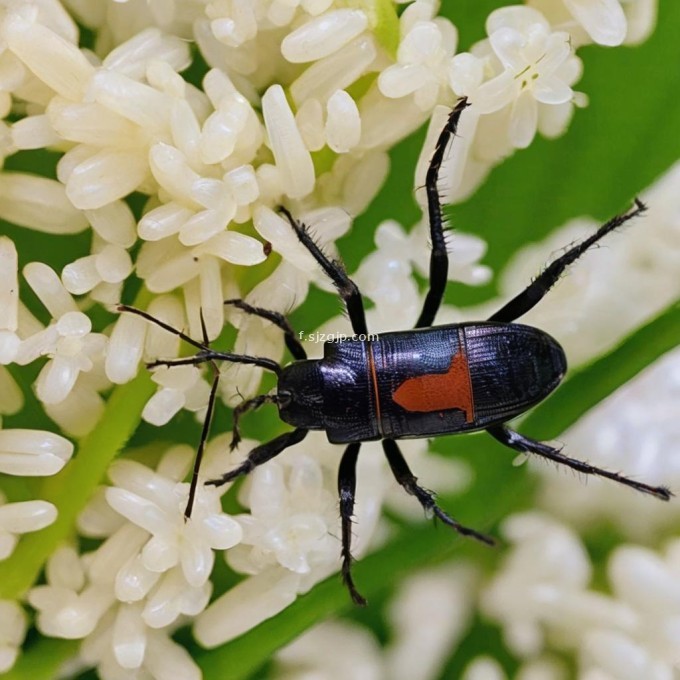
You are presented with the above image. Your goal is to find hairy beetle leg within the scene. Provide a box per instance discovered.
[487,200,648,324]
[206,428,309,488]
[487,424,673,501]
[383,439,495,546]
[279,207,369,337]
[416,96,470,329]
[225,299,307,360]
[230,393,279,451]
[338,443,367,606]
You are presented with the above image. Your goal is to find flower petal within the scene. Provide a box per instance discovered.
[563,0,627,46]
[509,90,538,149]
[489,27,526,73]
[533,75,573,105]
[473,71,516,115]
[487,6,550,35]
[538,33,572,77]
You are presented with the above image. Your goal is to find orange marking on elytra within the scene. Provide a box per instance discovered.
[392,350,474,422]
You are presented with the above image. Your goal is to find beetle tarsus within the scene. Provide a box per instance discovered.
[230,393,279,451]
[342,563,368,607]
[338,443,367,604]
[382,439,493,546]
[206,427,309,488]
[431,506,496,546]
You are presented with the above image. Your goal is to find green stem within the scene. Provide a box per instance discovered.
[3,639,79,680]
[359,0,400,57]
[0,372,155,599]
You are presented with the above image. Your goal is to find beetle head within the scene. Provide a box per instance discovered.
[277,360,325,430]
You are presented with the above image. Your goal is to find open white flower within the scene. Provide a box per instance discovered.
[473,7,581,148]
[227,453,339,576]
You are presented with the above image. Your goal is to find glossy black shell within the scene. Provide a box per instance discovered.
[277,322,566,444]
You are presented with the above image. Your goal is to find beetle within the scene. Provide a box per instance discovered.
[120,97,671,605]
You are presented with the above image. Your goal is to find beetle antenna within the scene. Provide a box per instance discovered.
[185,362,220,519]
[199,308,211,346]
[118,304,282,375]
[118,304,209,352]
[117,303,283,518]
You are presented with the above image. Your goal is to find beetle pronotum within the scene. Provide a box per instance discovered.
[120,97,671,605]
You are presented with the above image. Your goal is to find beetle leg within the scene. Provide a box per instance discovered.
[382,439,495,545]
[415,97,470,329]
[279,207,369,337]
[205,427,308,487]
[230,393,279,451]
[338,442,366,606]
[487,200,647,323]
[225,299,307,360]
[487,424,672,501]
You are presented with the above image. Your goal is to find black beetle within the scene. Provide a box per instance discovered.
[120,97,671,605]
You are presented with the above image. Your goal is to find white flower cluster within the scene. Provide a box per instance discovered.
[194,432,392,646]
[410,0,655,203]
[0,0,664,677]
[481,512,680,679]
